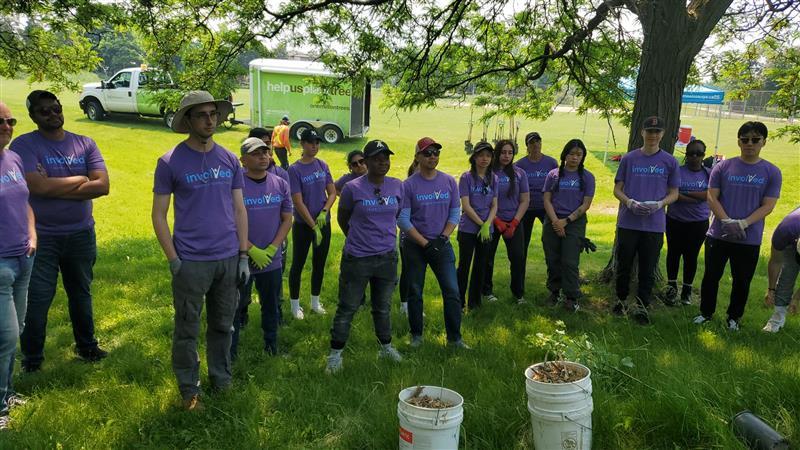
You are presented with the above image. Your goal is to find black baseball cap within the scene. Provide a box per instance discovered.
[300,128,322,142]
[26,90,59,112]
[525,132,542,145]
[470,141,493,158]
[363,140,394,157]
[642,116,665,130]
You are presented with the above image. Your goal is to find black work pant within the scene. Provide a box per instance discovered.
[456,231,491,309]
[665,216,708,285]
[483,225,526,299]
[615,227,664,306]
[542,216,587,300]
[288,221,331,299]
[521,209,546,259]
[274,147,290,170]
[699,237,760,321]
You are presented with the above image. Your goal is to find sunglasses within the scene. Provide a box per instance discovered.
[373,188,387,205]
[419,149,440,157]
[738,137,762,144]
[36,105,63,116]
[0,118,17,126]
[350,159,366,167]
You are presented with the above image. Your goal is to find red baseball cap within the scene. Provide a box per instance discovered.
[415,137,442,153]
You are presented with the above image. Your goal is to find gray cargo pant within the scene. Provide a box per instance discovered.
[171,255,238,399]
[775,247,800,307]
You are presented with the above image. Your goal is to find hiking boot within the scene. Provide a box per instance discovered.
[564,298,580,312]
[727,318,740,331]
[630,301,651,325]
[662,285,678,307]
[546,291,561,306]
[325,351,343,374]
[181,394,203,411]
[762,307,787,333]
[482,293,498,303]
[612,300,627,316]
[409,335,423,348]
[680,292,694,306]
[21,360,41,373]
[448,339,472,350]
[378,344,403,362]
[692,314,711,325]
[76,346,108,362]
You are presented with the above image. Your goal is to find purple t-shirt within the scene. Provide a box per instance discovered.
[402,171,460,240]
[496,165,530,221]
[516,155,558,210]
[667,165,711,223]
[0,150,30,257]
[335,172,361,192]
[707,157,782,245]
[153,143,244,261]
[458,171,498,234]
[267,163,289,184]
[10,131,107,235]
[772,207,800,251]
[288,158,334,221]
[542,168,596,218]
[615,149,680,233]
[243,174,292,273]
[340,176,403,257]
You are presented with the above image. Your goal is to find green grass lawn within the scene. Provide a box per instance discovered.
[1,77,799,449]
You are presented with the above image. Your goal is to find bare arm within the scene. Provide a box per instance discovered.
[514,192,530,222]
[487,198,497,224]
[441,221,456,238]
[567,196,594,222]
[543,191,559,223]
[271,211,293,247]
[613,181,630,204]
[151,193,178,261]
[680,190,707,202]
[25,171,88,197]
[292,192,316,228]
[232,189,248,252]
[26,205,36,256]
[661,187,679,206]
[461,196,484,226]
[766,246,783,291]
[322,182,337,213]
[59,169,110,200]
[338,205,352,236]
[706,187,730,220]
[744,197,778,225]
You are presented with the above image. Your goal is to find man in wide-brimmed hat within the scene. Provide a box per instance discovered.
[151,90,248,411]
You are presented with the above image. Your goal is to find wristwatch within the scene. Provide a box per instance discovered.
[565,216,573,224]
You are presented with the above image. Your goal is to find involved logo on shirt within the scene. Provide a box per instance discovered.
[1,168,23,185]
[416,190,451,202]
[301,170,327,184]
[727,173,766,186]
[44,154,86,167]
[631,165,666,175]
[244,193,283,208]
[558,178,583,190]
[184,165,233,185]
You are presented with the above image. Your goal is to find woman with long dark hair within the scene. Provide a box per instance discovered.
[541,139,595,311]
[457,141,498,310]
[483,139,530,304]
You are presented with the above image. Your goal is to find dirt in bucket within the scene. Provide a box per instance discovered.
[405,386,455,409]
[528,361,587,383]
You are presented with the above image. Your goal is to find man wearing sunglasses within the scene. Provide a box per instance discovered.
[694,121,782,331]
[398,137,468,349]
[10,91,110,373]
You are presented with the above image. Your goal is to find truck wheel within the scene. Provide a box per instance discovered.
[290,122,312,141]
[320,125,344,144]
[85,100,105,121]
[163,111,175,129]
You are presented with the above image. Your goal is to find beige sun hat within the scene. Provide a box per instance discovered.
[171,90,233,133]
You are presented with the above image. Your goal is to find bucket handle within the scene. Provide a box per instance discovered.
[564,414,593,431]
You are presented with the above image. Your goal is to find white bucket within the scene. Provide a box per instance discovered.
[397,386,464,450]
[525,362,593,450]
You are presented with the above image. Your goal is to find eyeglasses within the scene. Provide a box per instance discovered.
[0,118,17,126]
[738,137,762,144]
[373,187,388,205]
[419,149,440,157]
[190,111,219,121]
[350,159,365,167]
[36,105,63,116]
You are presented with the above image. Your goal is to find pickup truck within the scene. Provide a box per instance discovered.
[78,67,179,128]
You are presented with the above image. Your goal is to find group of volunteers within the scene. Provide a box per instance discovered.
[1,89,798,418]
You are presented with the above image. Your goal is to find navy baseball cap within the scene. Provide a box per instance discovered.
[300,128,322,142]
[363,140,394,157]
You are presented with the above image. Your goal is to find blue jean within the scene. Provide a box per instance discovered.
[231,268,281,358]
[402,240,462,342]
[0,254,34,415]
[21,228,99,366]
[330,251,397,349]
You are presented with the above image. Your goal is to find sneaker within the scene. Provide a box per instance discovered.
[727,318,740,331]
[292,306,305,320]
[482,294,498,303]
[400,302,409,316]
[680,292,694,306]
[7,394,27,408]
[662,285,678,307]
[409,335,423,348]
[448,339,472,350]
[546,291,561,306]
[762,308,787,333]
[325,352,343,374]
[692,314,711,324]
[21,361,41,373]
[563,298,580,312]
[630,302,651,325]
[76,346,108,362]
[612,300,627,316]
[311,303,327,315]
[378,344,403,362]
[0,415,10,430]
[516,297,527,305]
[181,394,203,411]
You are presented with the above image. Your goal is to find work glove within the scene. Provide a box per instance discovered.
[248,246,271,270]
[316,209,328,229]
[313,225,324,247]
[644,201,664,214]
[580,237,597,253]
[503,218,520,239]
[627,199,650,216]
[424,236,447,259]
[478,221,492,243]
[238,256,250,286]
[721,218,747,240]
[169,257,182,276]
[493,217,508,234]
[264,244,278,264]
